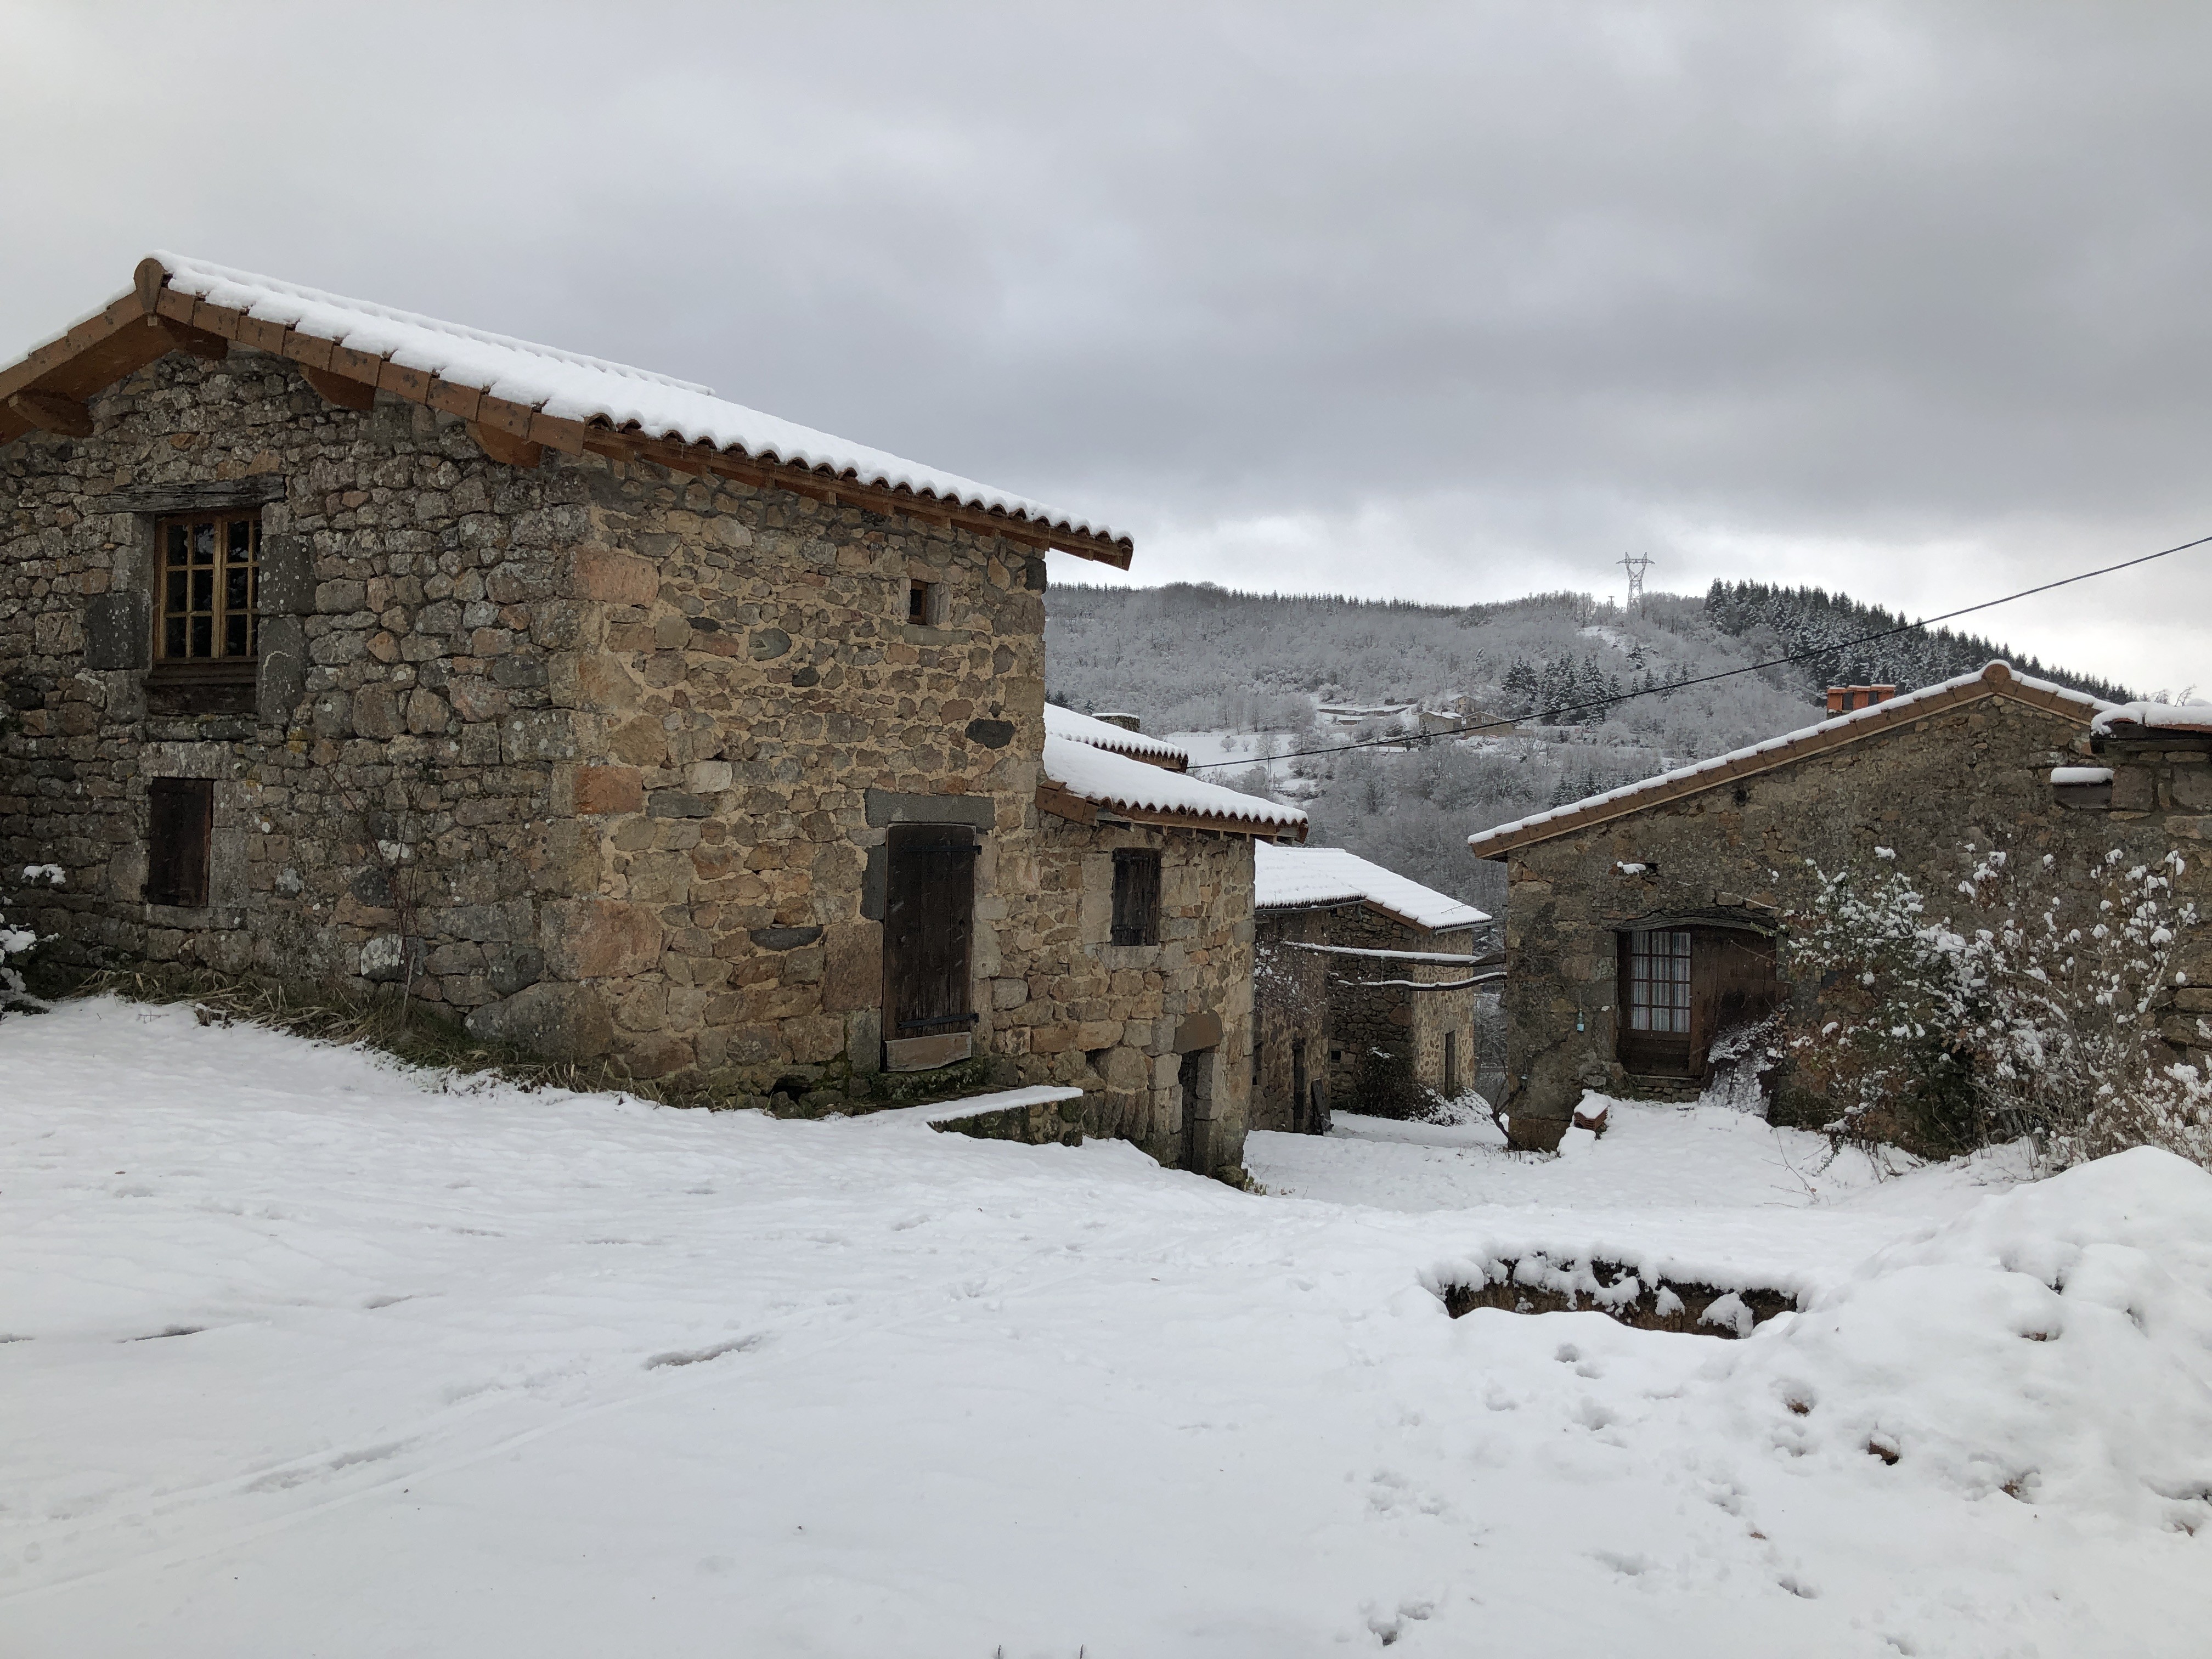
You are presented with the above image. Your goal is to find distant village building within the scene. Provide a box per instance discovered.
[1252,844,1489,1126]
[0,252,1304,1179]
[1465,662,2198,1151]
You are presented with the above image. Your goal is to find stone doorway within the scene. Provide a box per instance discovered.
[1177,1047,1214,1171]
[1616,924,1780,1082]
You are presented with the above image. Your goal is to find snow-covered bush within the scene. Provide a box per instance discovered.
[1784,842,2212,1170]
[2,864,65,1014]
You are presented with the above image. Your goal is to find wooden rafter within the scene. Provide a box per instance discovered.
[466,420,544,470]
[153,317,229,362]
[301,365,377,412]
[0,258,1136,567]
[6,391,93,437]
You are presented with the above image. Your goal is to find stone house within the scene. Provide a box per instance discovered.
[0,252,1304,1176]
[1251,843,1489,1126]
[1464,661,2199,1151]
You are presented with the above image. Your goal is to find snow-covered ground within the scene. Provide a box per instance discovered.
[4,1000,2209,1657]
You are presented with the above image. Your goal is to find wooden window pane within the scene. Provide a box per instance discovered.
[145,778,213,907]
[1624,929,1692,1034]
[156,512,259,664]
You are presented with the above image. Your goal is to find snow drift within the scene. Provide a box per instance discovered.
[1716,1147,2212,1532]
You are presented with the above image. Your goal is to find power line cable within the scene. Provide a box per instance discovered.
[1186,532,2211,770]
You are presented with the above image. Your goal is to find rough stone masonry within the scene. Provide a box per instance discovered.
[1,335,1262,1175]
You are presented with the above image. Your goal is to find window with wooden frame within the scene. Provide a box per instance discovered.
[154,512,259,680]
[145,778,213,908]
[1622,929,1692,1035]
[1110,849,1162,946]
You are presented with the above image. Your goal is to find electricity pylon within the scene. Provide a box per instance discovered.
[1618,552,1655,613]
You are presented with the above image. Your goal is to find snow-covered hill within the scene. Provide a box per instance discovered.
[3,1001,2207,1657]
[1045,583,2131,913]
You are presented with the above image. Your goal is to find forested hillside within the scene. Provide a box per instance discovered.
[1045,582,2133,916]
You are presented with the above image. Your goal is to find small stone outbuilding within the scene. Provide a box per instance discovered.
[1251,843,1489,1125]
[0,252,1305,1177]
[1466,662,2210,1151]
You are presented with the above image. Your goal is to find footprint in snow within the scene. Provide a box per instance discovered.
[645,1335,763,1370]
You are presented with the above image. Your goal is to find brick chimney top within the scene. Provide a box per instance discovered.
[1825,684,1898,715]
[1093,712,1143,732]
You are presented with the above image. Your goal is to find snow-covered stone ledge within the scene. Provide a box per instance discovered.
[854,1084,1094,1147]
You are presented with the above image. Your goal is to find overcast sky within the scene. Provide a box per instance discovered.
[6,2,2209,692]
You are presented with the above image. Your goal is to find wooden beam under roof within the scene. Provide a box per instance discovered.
[466,420,544,470]
[301,366,377,412]
[6,391,94,437]
[153,316,229,362]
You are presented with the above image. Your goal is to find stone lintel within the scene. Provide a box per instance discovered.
[862,789,997,830]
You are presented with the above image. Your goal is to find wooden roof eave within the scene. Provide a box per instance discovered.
[1470,674,2097,861]
[1,259,1137,570]
[1035,781,1307,842]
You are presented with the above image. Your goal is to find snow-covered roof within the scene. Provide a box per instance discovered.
[1471,662,2109,858]
[1040,733,1306,836]
[2090,701,2212,738]
[7,253,1128,561]
[1255,844,1487,933]
[1042,704,1188,769]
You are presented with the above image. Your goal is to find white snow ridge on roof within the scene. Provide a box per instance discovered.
[1469,662,2108,851]
[148,252,1119,544]
[1255,844,1487,932]
[1041,735,1306,832]
[2091,701,2212,736]
[1042,704,1188,768]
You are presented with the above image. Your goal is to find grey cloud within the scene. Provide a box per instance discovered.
[6,1,2210,687]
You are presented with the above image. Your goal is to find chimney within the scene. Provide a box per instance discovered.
[1093,712,1142,732]
[1825,685,1898,714]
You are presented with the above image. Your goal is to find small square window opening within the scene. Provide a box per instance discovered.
[907,579,936,625]
[1110,849,1162,947]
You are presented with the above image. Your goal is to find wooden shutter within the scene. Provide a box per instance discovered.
[1111,850,1161,946]
[145,778,213,907]
[883,824,977,1054]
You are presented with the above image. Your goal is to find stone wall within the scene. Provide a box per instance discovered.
[1012,821,1256,1175]
[1491,693,2155,1149]
[1319,905,1478,1118]
[2087,731,2212,1056]
[1252,906,1335,1132]
[515,435,1051,1089]
[2,348,586,1012]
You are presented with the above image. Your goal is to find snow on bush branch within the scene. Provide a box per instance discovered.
[1785,842,2212,1171]
[2,864,65,1012]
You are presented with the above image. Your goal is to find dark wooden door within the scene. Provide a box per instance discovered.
[145,777,213,907]
[882,825,977,1044]
[1689,929,1781,1074]
[1177,1048,1212,1170]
